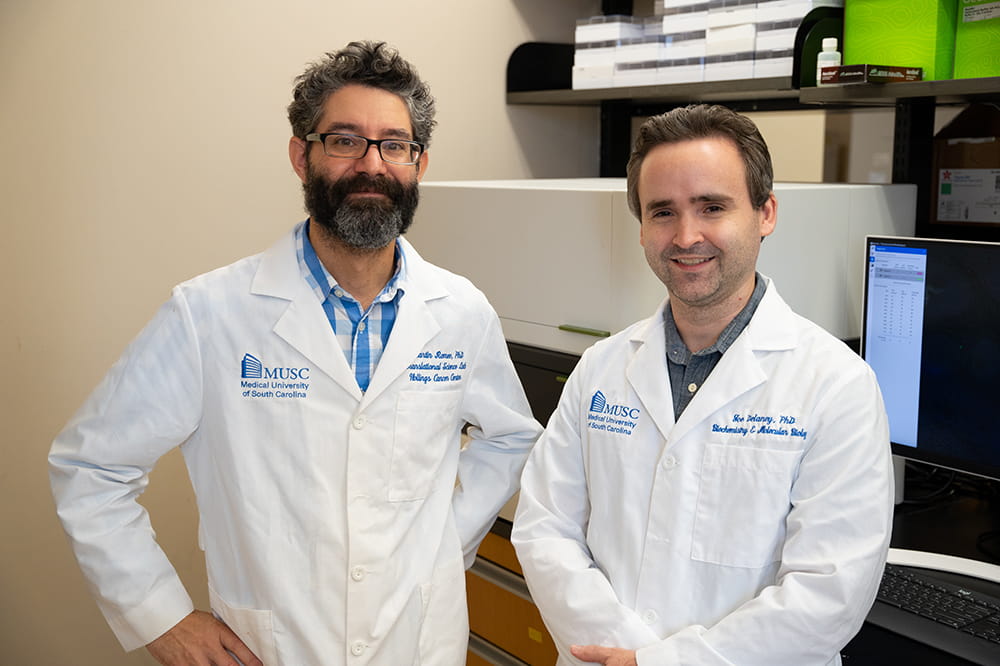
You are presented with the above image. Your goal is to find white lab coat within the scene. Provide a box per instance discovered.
[49,227,542,665]
[512,279,893,666]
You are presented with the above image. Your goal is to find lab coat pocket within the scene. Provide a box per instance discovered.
[209,585,279,665]
[691,444,799,568]
[389,389,462,502]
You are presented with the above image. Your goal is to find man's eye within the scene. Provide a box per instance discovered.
[381,141,413,158]
[332,135,360,148]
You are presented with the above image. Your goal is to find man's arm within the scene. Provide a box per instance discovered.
[49,290,207,651]
[452,311,543,566]
[511,359,661,661]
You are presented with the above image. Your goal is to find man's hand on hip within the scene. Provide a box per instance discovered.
[147,610,263,666]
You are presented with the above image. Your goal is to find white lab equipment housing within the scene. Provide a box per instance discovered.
[408,179,916,355]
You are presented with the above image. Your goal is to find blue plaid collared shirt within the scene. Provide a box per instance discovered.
[295,220,404,392]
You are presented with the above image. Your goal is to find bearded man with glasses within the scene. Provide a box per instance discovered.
[49,41,541,666]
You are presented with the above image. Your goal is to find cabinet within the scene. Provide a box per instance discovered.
[409,179,915,354]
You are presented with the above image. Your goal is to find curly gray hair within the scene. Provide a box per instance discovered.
[287,41,437,147]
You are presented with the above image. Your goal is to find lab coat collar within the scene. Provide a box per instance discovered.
[627,276,799,445]
[251,229,363,399]
[249,230,450,406]
[626,299,676,443]
[360,237,448,407]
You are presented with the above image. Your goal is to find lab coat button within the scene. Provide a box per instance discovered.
[662,455,678,469]
[351,566,366,581]
[352,415,367,430]
[642,609,658,625]
[351,640,367,656]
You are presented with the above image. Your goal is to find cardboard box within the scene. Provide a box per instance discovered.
[954,0,1000,79]
[821,63,924,84]
[930,104,1000,228]
[843,0,957,81]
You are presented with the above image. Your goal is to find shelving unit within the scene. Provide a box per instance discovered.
[803,76,1000,238]
[507,62,1000,237]
[506,0,1000,238]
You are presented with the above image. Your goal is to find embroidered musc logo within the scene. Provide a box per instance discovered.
[589,390,641,419]
[587,389,641,436]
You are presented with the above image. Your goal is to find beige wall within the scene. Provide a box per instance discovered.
[2,1,838,664]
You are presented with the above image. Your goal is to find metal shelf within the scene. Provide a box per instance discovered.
[507,76,1000,108]
[799,76,1000,106]
[507,77,798,107]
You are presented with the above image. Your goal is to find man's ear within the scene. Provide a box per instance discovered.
[758,192,777,240]
[289,136,309,184]
[415,150,429,182]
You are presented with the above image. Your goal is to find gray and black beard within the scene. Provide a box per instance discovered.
[303,170,419,250]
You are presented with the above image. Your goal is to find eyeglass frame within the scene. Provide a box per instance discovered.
[304,132,425,166]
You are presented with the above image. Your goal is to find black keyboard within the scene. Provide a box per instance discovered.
[865,563,1000,664]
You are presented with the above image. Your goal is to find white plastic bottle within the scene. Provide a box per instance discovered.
[816,37,841,86]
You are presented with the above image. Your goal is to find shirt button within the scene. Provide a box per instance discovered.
[351,640,367,656]
[358,321,367,332]
[662,455,678,469]
[333,288,344,298]
[352,415,367,430]
[351,566,367,582]
[642,609,659,625]
[687,382,698,394]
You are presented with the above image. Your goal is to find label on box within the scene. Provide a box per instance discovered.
[963,1,1000,23]
[822,64,923,84]
[937,167,1000,223]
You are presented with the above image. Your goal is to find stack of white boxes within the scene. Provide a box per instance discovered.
[754,0,843,78]
[572,15,646,89]
[705,0,758,81]
[655,1,709,84]
[571,0,844,89]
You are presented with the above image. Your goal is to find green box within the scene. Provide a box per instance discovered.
[843,0,957,80]
[954,0,1000,79]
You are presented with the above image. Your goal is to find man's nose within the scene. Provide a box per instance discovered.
[673,216,704,248]
[354,142,387,174]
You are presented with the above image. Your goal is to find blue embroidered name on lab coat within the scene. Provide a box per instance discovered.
[711,412,808,439]
[407,349,467,384]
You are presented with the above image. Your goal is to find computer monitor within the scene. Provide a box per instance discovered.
[861,235,1000,481]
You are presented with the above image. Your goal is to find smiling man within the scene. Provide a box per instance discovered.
[512,104,894,666]
[49,41,541,665]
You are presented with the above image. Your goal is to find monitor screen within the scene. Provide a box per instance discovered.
[862,236,1000,481]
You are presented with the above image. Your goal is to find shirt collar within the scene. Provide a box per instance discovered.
[664,271,767,362]
[296,219,406,304]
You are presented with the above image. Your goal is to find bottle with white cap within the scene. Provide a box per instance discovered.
[816,37,841,86]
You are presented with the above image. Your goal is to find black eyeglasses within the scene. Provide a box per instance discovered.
[305,132,425,165]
